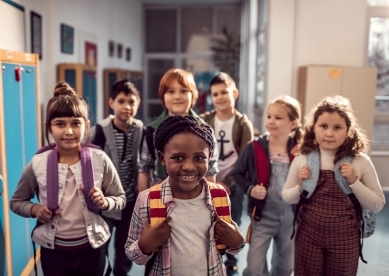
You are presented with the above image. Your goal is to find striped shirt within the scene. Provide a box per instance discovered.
[112,121,136,202]
[124,177,244,275]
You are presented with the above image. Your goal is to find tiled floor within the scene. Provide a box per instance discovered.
[31,192,388,276]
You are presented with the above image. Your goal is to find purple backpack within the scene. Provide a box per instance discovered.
[36,143,101,214]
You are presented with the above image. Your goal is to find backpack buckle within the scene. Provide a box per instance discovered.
[300,189,309,200]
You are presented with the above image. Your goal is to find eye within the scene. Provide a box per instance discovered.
[276,116,282,120]
[54,122,65,127]
[118,100,125,104]
[195,155,206,161]
[167,89,174,94]
[181,89,189,94]
[334,126,342,130]
[320,124,327,129]
[172,156,183,161]
[72,121,82,127]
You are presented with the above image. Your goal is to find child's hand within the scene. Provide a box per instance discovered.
[339,162,357,185]
[250,185,267,200]
[298,165,311,190]
[31,205,60,223]
[214,216,244,249]
[88,186,109,210]
[138,217,171,255]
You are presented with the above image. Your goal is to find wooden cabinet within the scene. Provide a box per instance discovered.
[297,65,378,140]
[0,49,42,276]
[57,63,97,124]
[103,68,144,120]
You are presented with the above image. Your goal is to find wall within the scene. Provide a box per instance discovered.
[3,0,143,125]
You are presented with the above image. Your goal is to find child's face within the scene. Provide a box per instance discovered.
[265,103,297,138]
[314,111,348,151]
[158,132,210,199]
[50,117,86,151]
[109,92,140,122]
[210,83,238,112]
[163,79,192,116]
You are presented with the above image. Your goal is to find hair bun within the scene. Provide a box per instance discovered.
[54,82,76,97]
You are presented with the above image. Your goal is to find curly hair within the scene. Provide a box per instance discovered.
[45,82,91,144]
[154,115,214,153]
[299,95,369,163]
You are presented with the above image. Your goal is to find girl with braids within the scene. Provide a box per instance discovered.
[10,82,126,275]
[125,115,245,276]
[282,95,385,275]
[138,68,219,192]
[232,95,302,276]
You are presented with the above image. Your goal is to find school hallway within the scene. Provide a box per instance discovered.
[30,192,388,276]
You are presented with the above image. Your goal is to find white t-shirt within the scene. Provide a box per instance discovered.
[214,115,238,182]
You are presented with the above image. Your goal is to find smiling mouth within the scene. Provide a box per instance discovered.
[179,174,197,180]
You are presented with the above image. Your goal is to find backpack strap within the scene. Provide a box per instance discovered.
[252,141,270,187]
[300,151,321,199]
[145,125,156,160]
[208,182,231,254]
[37,143,100,214]
[148,182,231,254]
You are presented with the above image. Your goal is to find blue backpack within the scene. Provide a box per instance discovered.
[301,151,376,239]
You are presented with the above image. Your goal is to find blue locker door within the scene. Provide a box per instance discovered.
[2,63,28,276]
[83,71,97,124]
[21,65,40,260]
[108,72,117,115]
[0,175,5,276]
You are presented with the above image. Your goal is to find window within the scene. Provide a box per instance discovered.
[367,5,389,149]
[143,5,241,123]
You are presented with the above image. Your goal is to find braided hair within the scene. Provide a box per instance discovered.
[154,115,214,153]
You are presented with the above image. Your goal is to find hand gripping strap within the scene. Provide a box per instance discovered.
[209,182,231,253]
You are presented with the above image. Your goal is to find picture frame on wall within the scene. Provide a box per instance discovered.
[126,47,131,62]
[61,23,74,54]
[30,11,42,59]
[117,43,122,59]
[85,42,97,66]
[109,40,114,57]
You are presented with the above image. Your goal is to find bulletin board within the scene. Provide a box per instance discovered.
[0,1,25,52]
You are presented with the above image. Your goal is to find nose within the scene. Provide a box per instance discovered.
[325,129,333,137]
[65,126,73,135]
[182,159,195,171]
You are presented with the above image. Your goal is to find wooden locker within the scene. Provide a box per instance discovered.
[0,49,42,276]
[57,63,97,124]
[297,65,377,141]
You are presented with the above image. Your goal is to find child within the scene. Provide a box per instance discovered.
[200,72,254,275]
[281,95,385,275]
[125,115,245,275]
[91,79,143,275]
[138,68,219,191]
[10,82,126,276]
[232,95,302,276]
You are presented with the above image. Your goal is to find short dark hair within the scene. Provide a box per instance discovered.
[209,72,236,90]
[110,79,140,100]
[154,115,214,153]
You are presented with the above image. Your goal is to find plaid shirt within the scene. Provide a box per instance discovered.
[124,177,244,276]
[138,137,219,186]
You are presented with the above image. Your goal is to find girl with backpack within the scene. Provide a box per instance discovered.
[125,115,245,276]
[232,95,303,276]
[281,95,385,275]
[10,82,126,275]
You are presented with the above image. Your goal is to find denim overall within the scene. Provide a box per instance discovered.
[243,161,294,276]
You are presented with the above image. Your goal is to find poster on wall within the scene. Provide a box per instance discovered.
[31,11,42,59]
[61,23,74,54]
[85,41,97,66]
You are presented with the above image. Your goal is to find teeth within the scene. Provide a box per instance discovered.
[181,175,195,179]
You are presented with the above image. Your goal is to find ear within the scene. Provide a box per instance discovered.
[108,98,114,109]
[157,151,166,166]
[233,89,239,100]
[291,120,298,131]
[137,98,141,107]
